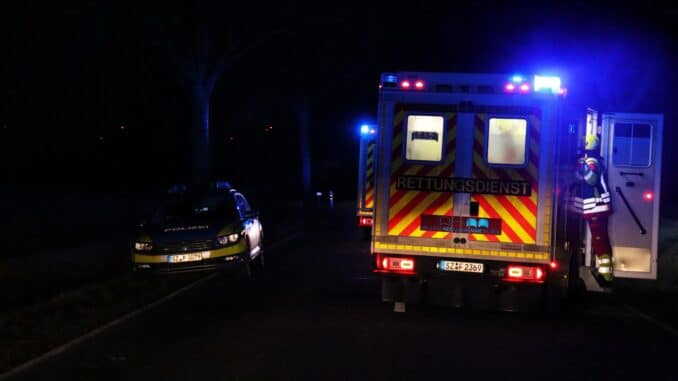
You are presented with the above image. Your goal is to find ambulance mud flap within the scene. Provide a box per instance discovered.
[381,277,424,305]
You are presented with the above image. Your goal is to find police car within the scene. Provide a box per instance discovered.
[132,181,264,275]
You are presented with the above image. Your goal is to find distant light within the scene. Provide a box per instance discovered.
[414,80,425,89]
[519,83,530,92]
[505,83,516,92]
[511,75,523,83]
[120,125,126,130]
[400,80,411,89]
[534,75,562,94]
[643,191,654,201]
[98,136,104,141]
[360,125,369,134]
[316,191,323,197]
[370,128,376,135]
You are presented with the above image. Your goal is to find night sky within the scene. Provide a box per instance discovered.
[1,1,675,198]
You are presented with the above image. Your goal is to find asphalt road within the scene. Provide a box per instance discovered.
[10,203,678,381]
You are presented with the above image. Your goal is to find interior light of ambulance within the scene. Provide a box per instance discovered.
[504,83,516,92]
[414,80,425,89]
[534,75,562,94]
[643,191,654,201]
[400,80,411,89]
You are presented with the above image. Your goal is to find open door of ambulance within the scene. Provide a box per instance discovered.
[602,113,663,279]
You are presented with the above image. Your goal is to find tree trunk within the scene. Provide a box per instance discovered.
[190,90,210,186]
[296,98,312,202]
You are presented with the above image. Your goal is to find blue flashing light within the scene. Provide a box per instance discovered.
[215,181,232,189]
[511,75,523,83]
[534,75,562,94]
[360,125,369,135]
[384,74,397,83]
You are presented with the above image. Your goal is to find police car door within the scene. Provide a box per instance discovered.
[601,113,663,279]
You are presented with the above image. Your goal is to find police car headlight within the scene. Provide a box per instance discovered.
[134,242,153,251]
[217,233,240,245]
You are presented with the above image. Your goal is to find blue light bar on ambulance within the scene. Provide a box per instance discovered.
[384,74,397,83]
[534,75,562,94]
[511,75,524,83]
[360,125,370,135]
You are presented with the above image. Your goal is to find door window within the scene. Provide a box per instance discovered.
[612,122,652,167]
[234,194,251,217]
[486,117,528,166]
[404,114,445,162]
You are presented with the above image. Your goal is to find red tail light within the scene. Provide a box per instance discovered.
[358,217,373,227]
[505,265,545,283]
[375,254,415,274]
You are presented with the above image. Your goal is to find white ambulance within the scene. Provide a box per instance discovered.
[370,72,663,309]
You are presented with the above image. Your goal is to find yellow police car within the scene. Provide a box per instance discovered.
[132,182,264,275]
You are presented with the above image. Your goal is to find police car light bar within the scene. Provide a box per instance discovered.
[215,181,232,189]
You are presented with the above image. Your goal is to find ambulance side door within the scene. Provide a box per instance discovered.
[602,113,663,279]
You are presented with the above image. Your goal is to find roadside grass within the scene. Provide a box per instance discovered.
[0,272,205,374]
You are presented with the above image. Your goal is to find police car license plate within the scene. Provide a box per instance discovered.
[440,260,484,273]
[168,253,204,263]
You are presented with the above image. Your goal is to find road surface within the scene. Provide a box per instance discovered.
[10,204,677,381]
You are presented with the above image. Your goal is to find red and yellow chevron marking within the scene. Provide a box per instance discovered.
[470,113,540,244]
[364,141,376,208]
[388,108,456,238]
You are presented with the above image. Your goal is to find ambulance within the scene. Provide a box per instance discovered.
[370,72,663,309]
[356,124,377,237]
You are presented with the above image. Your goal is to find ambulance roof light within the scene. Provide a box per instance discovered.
[534,75,562,94]
[383,74,397,83]
[511,75,523,83]
[360,125,370,135]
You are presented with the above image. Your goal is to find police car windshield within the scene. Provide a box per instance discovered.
[154,190,238,221]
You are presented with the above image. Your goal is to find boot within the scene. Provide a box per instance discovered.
[595,254,614,286]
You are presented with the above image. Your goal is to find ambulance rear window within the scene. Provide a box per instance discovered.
[612,123,652,167]
[486,118,527,166]
[405,115,444,162]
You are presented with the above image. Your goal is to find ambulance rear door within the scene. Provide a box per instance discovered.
[601,113,663,279]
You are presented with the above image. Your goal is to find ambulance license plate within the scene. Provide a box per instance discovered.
[439,260,484,273]
[168,253,204,263]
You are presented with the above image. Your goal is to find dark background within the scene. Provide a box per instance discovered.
[1,1,675,201]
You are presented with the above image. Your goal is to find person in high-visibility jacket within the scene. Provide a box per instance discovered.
[571,134,613,285]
